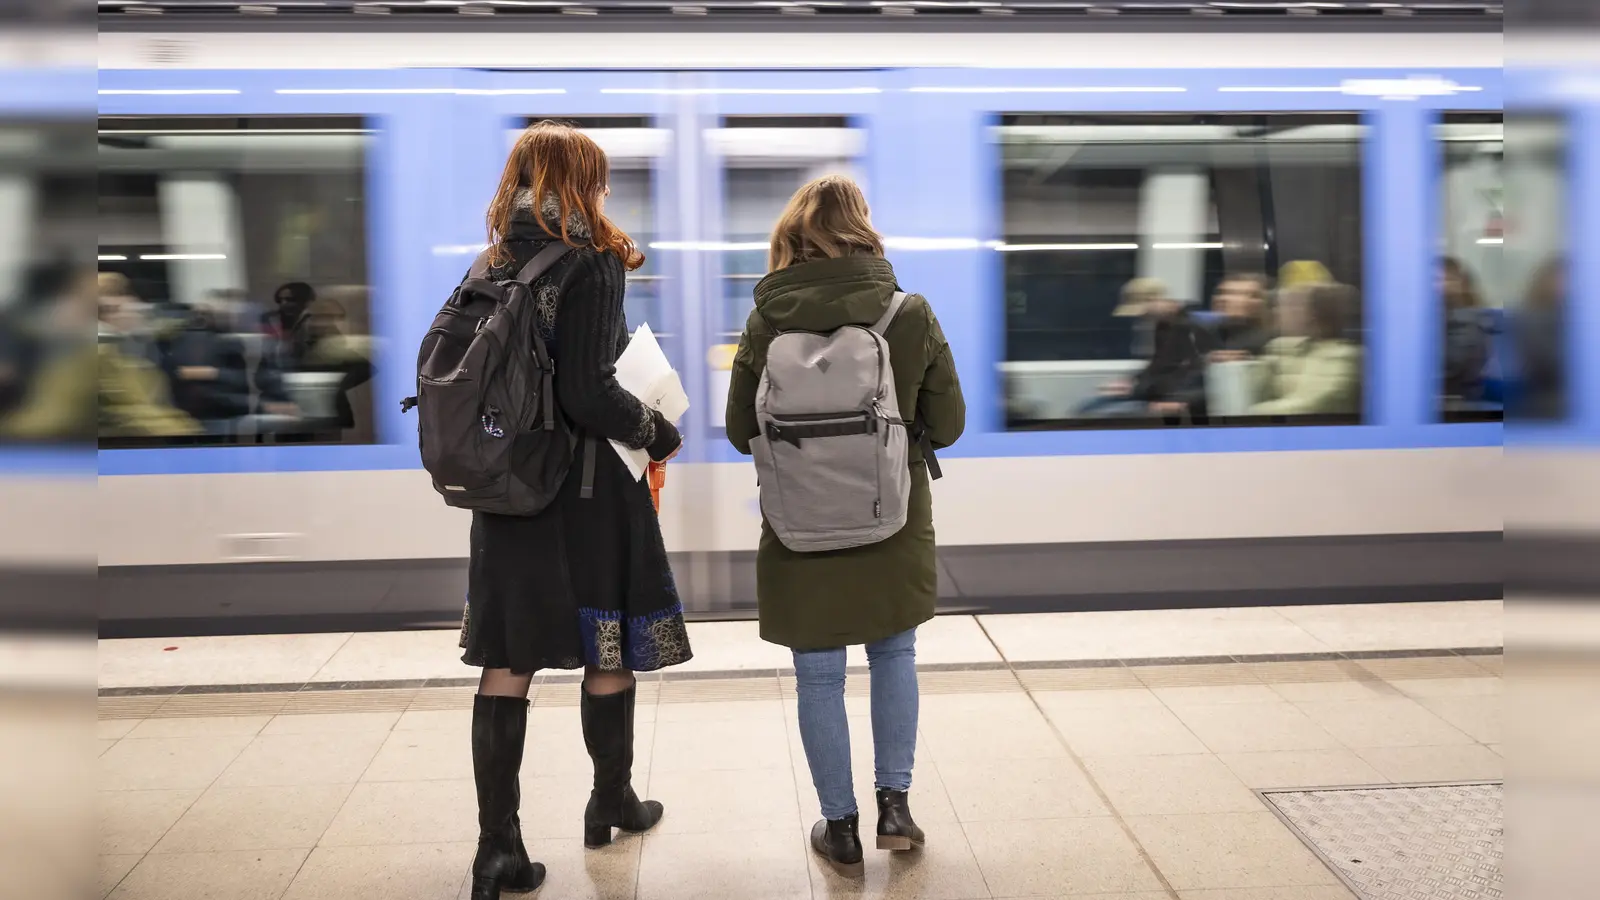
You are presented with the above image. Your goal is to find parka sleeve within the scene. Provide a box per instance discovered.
[916,299,965,450]
[725,308,767,455]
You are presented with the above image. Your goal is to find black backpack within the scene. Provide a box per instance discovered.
[402,242,595,516]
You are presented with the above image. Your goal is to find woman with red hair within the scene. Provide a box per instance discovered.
[460,120,692,899]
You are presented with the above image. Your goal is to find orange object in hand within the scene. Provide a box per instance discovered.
[648,461,666,512]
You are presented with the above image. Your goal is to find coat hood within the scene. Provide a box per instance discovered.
[751,255,899,333]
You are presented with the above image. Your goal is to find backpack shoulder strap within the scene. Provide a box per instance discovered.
[514,241,572,285]
[466,241,570,283]
[870,291,910,336]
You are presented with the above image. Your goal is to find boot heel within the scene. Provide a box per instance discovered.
[876,834,913,851]
[583,823,613,849]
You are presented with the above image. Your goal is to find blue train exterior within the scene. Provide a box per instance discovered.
[81,64,1546,479]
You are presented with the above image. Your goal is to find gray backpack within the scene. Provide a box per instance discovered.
[753,291,926,553]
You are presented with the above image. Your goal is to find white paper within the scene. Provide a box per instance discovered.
[609,323,689,481]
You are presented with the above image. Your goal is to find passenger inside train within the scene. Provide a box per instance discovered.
[1073,276,1216,421]
[1249,281,1364,418]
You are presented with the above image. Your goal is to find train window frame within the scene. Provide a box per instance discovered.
[994,110,1369,432]
[713,114,867,342]
[95,114,377,450]
[1498,111,1571,424]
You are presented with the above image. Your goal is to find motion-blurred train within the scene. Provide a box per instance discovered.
[31,22,1578,635]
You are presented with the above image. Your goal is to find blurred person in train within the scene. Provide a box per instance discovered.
[165,288,252,438]
[1249,281,1362,417]
[1440,257,1491,406]
[1513,256,1567,420]
[251,281,316,427]
[725,176,966,877]
[0,265,98,442]
[255,284,373,440]
[459,120,690,900]
[1208,272,1274,361]
[94,272,199,438]
[1078,276,1215,420]
[0,259,76,420]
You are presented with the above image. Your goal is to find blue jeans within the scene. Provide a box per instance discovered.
[792,628,918,821]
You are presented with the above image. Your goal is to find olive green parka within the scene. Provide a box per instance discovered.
[726,256,965,650]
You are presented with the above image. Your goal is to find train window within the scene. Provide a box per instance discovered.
[1502,113,1568,422]
[714,115,866,344]
[996,113,1367,430]
[1437,113,1505,422]
[711,115,866,428]
[510,116,667,348]
[0,120,95,445]
[96,116,374,448]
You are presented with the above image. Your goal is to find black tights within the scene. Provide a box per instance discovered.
[477,666,634,698]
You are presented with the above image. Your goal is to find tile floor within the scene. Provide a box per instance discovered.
[97,601,1505,900]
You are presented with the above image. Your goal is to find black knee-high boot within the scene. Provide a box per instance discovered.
[471,695,545,899]
[580,683,664,848]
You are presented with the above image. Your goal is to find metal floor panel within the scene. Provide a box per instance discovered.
[1262,782,1503,900]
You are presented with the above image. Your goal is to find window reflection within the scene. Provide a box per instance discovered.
[997,113,1367,429]
[1503,114,1568,422]
[96,116,374,447]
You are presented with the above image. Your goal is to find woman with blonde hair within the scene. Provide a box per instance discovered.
[1250,281,1363,417]
[725,175,966,876]
[459,120,692,900]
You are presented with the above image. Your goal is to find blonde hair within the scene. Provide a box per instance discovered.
[768,175,884,272]
[1114,277,1168,316]
[98,271,133,299]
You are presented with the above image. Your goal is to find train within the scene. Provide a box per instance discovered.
[36,26,1581,634]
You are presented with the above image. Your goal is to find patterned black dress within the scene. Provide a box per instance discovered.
[459,193,693,675]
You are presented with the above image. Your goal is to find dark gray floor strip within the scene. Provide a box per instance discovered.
[97,646,1503,697]
[94,532,1504,639]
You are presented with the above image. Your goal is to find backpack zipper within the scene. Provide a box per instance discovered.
[772,410,872,423]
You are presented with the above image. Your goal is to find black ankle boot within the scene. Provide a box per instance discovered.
[470,695,546,899]
[580,683,664,848]
[809,814,865,878]
[874,788,926,851]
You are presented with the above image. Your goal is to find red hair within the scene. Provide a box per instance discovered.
[485,120,645,271]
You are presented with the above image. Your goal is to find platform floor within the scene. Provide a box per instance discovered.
[97,601,1507,900]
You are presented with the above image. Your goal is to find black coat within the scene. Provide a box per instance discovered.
[460,198,690,675]
[166,319,251,422]
[1130,311,1217,408]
